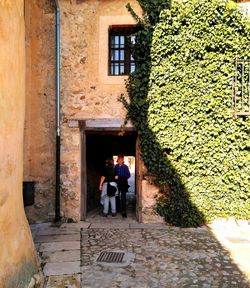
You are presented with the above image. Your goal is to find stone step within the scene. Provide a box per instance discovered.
[42,250,80,263]
[40,241,80,252]
[35,233,80,243]
[43,261,80,276]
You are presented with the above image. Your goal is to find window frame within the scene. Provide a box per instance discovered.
[108,25,136,76]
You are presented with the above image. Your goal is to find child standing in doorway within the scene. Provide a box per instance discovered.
[99,158,117,217]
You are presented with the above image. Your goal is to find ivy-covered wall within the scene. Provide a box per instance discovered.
[124,0,250,227]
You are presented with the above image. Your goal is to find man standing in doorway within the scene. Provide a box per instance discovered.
[115,155,131,218]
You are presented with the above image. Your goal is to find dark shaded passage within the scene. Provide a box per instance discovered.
[86,133,136,213]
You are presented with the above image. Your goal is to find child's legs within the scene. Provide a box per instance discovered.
[110,196,116,213]
[103,196,109,214]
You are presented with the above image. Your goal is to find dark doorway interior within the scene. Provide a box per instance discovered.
[86,132,137,214]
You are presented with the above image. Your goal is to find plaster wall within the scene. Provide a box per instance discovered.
[0,1,39,286]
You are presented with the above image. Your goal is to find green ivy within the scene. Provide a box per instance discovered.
[123,0,250,227]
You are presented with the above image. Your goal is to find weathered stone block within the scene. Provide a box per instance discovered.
[42,250,80,263]
[43,262,80,276]
[40,241,80,252]
[35,233,80,243]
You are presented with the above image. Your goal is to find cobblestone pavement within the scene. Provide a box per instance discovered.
[31,217,250,288]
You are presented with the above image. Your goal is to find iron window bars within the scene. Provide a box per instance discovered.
[109,26,136,76]
[232,58,250,116]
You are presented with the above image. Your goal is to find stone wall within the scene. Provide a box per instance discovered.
[24,0,142,222]
[0,1,39,286]
[59,0,142,221]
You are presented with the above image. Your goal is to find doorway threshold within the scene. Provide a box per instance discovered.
[86,208,137,227]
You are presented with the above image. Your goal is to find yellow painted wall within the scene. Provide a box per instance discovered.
[0,1,39,286]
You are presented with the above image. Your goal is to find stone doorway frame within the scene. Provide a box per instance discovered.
[78,119,143,222]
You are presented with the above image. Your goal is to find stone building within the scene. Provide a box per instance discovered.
[23,0,250,224]
[1,1,249,286]
[24,0,164,224]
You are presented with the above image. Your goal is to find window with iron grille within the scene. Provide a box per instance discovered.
[109,26,136,76]
[232,58,250,116]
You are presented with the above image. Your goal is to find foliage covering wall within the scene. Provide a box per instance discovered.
[124,0,250,227]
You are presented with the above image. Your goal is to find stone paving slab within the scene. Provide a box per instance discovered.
[36,227,80,236]
[89,222,130,229]
[45,274,80,288]
[208,219,250,279]
[43,261,80,276]
[227,237,250,244]
[86,214,137,224]
[42,250,80,263]
[30,222,52,231]
[35,233,80,243]
[129,223,168,230]
[60,222,90,229]
[40,241,80,252]
[209,219,250,238]
[30,223,49,238]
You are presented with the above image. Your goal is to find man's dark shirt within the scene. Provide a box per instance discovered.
[115,164,130,179]
[115,163,130,192]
